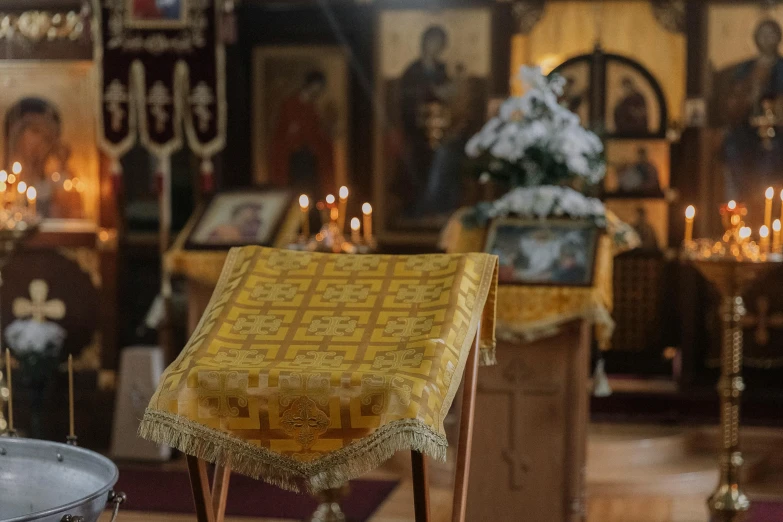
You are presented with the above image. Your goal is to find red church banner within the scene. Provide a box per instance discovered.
[94,0,226,174]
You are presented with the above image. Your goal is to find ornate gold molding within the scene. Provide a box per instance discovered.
[58,247,102,288]
[506,0,546,35]
[651,0,685,34]
[0,9,87,43]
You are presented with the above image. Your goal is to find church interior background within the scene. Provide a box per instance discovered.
[1,1,783,521]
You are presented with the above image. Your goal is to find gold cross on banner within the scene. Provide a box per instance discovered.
[104,79,128,132]
[12,279,66,323]
[740,296,783,346]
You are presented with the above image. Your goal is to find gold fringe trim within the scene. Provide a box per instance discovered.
[139,409,447,493]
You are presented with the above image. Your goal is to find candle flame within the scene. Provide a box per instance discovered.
[299,194,309,209]
[17,181,27,194]
[0,170,6,183]
[774,219,781,232]
[7,174,16,185]
[26,186,36,201]
[767,187,775,200]
[685,205,695,219]
[362,202,372,215]
[761,225,770,238]
[728,200,737,210]
[339,186,349,199]
[351,217,360,231]
[739,227,752,240]
[11,162,21,175]
[325,194,335,205]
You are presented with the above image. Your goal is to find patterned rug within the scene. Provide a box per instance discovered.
[115,467,398,521]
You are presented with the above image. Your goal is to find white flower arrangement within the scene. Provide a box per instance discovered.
[465,66,605,188]
[5,318,66,356]
[484,186,605,221]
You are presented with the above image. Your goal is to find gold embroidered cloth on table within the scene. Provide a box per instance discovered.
[140,247,498,492]
[440,214,614,349]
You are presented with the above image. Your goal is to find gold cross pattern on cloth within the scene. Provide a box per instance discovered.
[140,246,498,492]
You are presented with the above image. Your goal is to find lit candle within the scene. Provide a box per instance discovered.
[765,187,774,232]
[739,226,752,240]
[11,162,21,175]
[362,203,373,242]
[325,194,337,223]
[685,205,695,243]
[338,186,349,231]
[16,181,26,196]
[760,225,770,253]
[298,194,310,238]
[779,190,783,230]
[4,349,12,432]
[26,186,36,216]
[68,354,75,438]
[351,217,361,243]
[774,219,781,252]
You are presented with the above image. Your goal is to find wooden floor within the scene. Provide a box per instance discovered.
[98,488,711,522]
[99,424,783,522]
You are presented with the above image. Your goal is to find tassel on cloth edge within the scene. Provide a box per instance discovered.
[592,358,612,397]
[139,408,447,494]
[200,157,215,194]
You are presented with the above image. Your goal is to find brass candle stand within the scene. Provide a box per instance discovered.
[288,200,377,255]
[683,235,781,521]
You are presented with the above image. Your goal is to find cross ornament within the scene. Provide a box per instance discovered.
[148,81,172,133]
[189,82,214,133]
[104,79,129,132]
[478,356,559,490]
[740,296,783,346]
[197,370,248,418]
[12,279,66,323]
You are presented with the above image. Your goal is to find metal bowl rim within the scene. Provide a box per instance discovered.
[0,437,119,522]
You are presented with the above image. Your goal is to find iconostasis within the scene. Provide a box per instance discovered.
[4,0,783,439]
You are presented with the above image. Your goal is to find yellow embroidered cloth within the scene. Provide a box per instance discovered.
[440,212,615,349]
[140,247,498,492]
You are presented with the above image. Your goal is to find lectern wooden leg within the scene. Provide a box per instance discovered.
[411,450,431,522]
[451,326,481,522]
[211,464,231,522]
[187,455,216,522]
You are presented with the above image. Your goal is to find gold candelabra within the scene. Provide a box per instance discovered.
[289,189,377,254]
[682,200,782,522]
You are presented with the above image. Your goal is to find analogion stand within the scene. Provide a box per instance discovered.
[442,216,615,522]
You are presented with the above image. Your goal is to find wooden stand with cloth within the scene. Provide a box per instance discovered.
[441,214,616,522]
[139,246,499,522]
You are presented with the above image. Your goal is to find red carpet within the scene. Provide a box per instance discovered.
[749,501,783,522]
[115,467,397,521]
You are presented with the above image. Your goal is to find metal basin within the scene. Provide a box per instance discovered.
[0,437,118,522]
